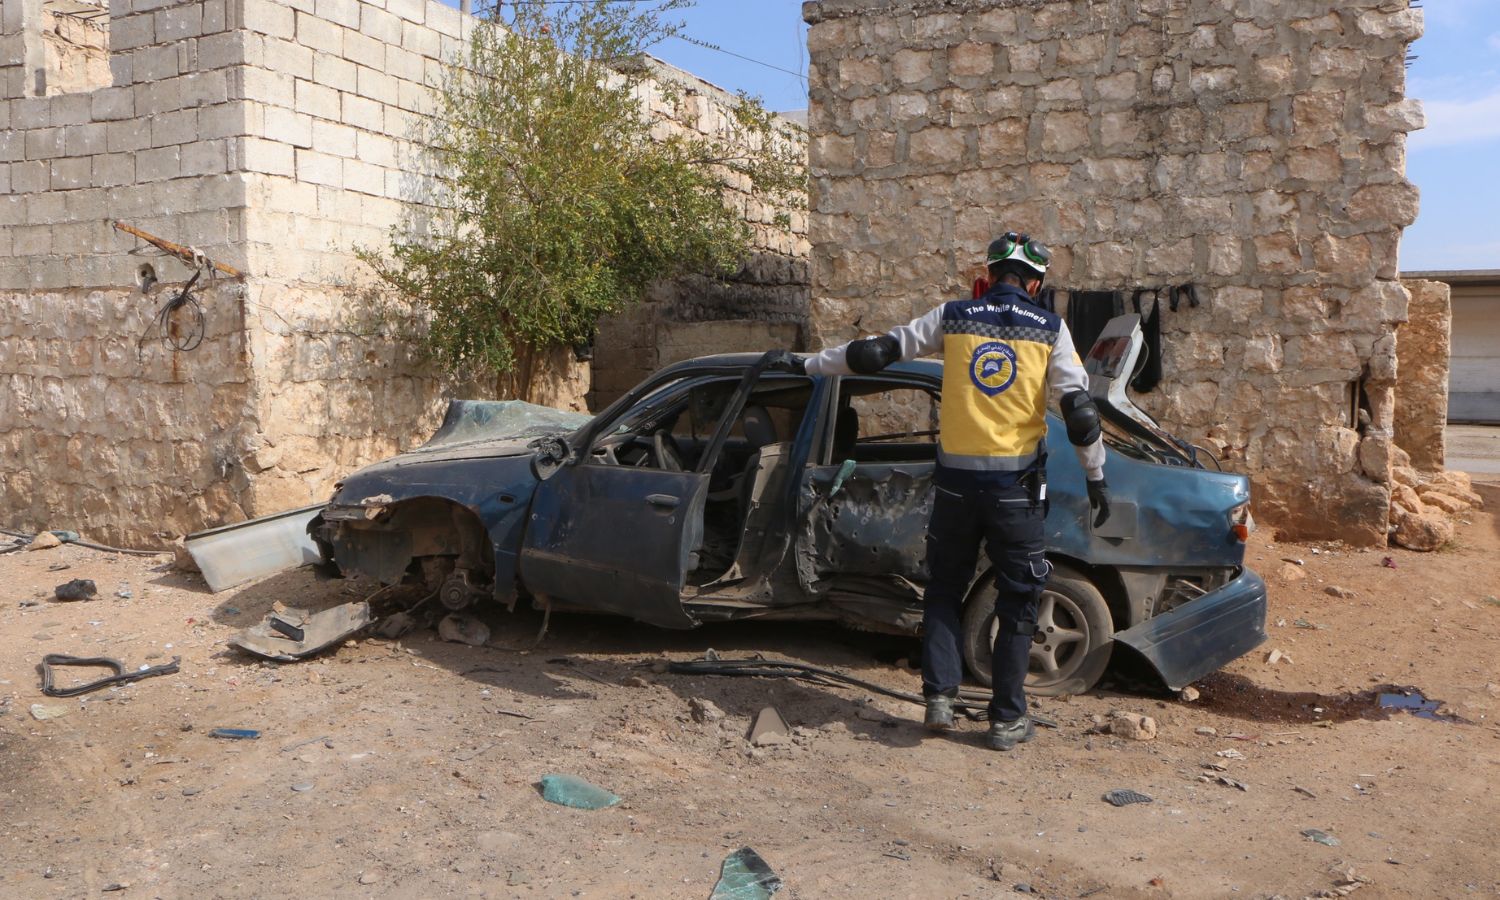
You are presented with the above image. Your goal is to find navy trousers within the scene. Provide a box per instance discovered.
[920,480,1049,722]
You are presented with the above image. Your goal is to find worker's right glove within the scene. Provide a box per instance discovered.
[1087,479,1111,528]
[761,349,805,375]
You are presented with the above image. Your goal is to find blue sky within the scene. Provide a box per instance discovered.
[648,1,1500,273]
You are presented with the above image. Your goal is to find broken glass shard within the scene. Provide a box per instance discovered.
[538,773,620,810]
[710,847,782,900]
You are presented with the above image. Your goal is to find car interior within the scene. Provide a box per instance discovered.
[584,371,944,591]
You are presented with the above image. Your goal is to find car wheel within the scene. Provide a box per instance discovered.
[959,565,1114,696]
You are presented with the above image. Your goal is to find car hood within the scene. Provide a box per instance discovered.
[351,399,591,468]
[325,400,587,508]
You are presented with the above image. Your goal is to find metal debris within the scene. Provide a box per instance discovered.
[231,602,372,661]
[1102,789,1153,807]
[748,706,792,747]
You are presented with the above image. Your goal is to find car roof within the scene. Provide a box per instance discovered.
[666,352,943,379]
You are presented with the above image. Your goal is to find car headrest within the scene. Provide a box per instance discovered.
[742,405,777,449]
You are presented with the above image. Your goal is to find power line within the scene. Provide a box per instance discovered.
[671,34,808,82]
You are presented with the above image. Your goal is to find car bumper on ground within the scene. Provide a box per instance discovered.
[1111,568,1268,691]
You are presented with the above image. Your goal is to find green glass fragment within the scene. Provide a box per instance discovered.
[538,773,620,810]
[709,847,782,900]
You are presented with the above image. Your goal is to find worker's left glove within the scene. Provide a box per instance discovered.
[1087,479,1111,528]
[762,349,805,375]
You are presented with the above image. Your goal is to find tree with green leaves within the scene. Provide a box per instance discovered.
[361,0,805,400]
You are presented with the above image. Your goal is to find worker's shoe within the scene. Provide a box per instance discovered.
[985,716,1035,751]
[923,696,955,732]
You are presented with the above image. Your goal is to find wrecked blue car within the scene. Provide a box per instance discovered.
[304,315,1266,694]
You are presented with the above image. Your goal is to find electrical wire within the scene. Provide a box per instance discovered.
[137,268,207,360]
[0,527,166,557]
[671,34,808,82]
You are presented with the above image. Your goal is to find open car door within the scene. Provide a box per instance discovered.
[517,357,776,629]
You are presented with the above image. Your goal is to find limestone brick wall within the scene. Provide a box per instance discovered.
[2,0,807,544]
[803,0,1424,545]
[1394,279,1450,472]
[42,2,111,95]
[1,0,261,544]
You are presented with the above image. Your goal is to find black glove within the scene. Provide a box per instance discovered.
[1087,479,1111,528]
[761,349,805,375]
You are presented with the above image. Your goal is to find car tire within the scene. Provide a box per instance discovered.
[959,565,1114,696]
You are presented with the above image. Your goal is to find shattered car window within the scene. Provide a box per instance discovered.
[418,400,592,451]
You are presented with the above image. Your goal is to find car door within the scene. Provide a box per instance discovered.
[794,372,942,613]
[517,360,771,628]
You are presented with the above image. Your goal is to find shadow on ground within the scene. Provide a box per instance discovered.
[197,565,947,748]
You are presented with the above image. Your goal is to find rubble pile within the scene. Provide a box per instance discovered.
[1388,451,1484,551]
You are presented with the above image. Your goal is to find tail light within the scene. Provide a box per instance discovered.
[1230,503,1253,543]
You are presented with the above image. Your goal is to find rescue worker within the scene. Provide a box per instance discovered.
[774,233,1109,750]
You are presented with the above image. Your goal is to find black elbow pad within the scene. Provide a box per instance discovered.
[1060,390,1101,446]
[847,334,900,374]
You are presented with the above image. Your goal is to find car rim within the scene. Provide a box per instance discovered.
[987,589,1089,682]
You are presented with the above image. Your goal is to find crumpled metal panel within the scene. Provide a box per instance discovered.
[186,505,324,592]
[1113,568,1268,690]
[803,463,933,586]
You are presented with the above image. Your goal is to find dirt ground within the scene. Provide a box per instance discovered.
[2,486,1498,900]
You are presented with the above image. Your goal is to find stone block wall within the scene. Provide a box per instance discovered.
[803,0,1424,545]
[1394,279,1450,472]
[2,0,261,544]
[2,0,807,545]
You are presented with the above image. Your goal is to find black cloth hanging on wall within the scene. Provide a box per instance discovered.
[1130,290,1163,393]
[1064,290,1124,360]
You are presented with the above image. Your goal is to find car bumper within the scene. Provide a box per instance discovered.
[1112,568,1268,691]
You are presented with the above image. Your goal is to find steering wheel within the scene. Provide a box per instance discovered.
[653,430,685,472]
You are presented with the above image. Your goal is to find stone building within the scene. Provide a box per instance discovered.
[802,0,1425,544]
[1,0,808,546]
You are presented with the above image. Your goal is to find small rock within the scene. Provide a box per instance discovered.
[1391,507,1454,552]
[1266,648,1284,665]
[172,536,200,573]
[1195,726,1218,736]
[437,613,490,647]
[53,579,98,602]
[1216,748,1246,760]
[689,698,725,724]
[1275,563,1306,583]
[102,883,128,892]
[115,587,133,599]
[1109,711,1157,741]
[291,782,314,792]
[28,531,62,551]
[358,872,380,885]
[182,787,202,796]
[1324,585,1356,599]
[622,675,650,688]
[854,705,889,722]
[1179,686,1200,702]
[30,703,72,720]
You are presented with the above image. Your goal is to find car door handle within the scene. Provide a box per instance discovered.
[646,494,680,508]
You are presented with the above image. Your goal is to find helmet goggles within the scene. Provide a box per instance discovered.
[986,231,1051,277]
